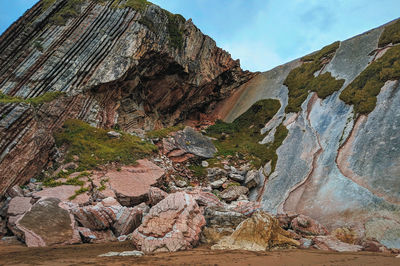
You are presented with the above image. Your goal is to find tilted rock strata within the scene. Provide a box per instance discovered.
[0,0,252,195]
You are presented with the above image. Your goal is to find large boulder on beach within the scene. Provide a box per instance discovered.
[212,211,299,251]
[13,198,81,247]
[131,192,206,253]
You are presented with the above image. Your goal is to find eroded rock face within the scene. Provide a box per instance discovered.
[291,215,328,236]
[0,0,252,195]
[131,192,206,253]
[211,211,299,251]
[313,235,363,252]
[216,20,400,249]
[14,198,81,247]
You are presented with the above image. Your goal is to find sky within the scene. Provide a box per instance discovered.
[0,0,399,72]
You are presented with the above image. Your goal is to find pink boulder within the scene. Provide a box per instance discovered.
[78,227,116,243]
[7,197,32,216]
[131,192,206,253]
[32,185,90,205]
[291,214,328,236]
[107,160,165,206]
[313,235,363,252]
[148,187,168,206]
[187,189,225,208]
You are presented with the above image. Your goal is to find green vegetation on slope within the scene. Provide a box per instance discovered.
[54,119,157,171]
[165,11,186,50]
[146,124,184,139]
[340,44,400,114]
[378,19,400,48]
[0,91,65,106]
[206,99,287,169]
[284,41,344,113]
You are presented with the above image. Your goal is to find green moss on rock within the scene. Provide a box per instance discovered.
[54,119,157,171]
[379,19,400,48]
[0,91,65,106]
[340,44,400,114]
[146,124,185,139]
[206,99,287,169]
[284,41,343,113]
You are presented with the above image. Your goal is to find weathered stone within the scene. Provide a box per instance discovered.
[313,235,363,252]
[6,186,24,198]
[0,217,7,237]
[175,179,187,188]
[107,160,165,206]
[227,200,261,217]
[78,227,116,243]
[291,215,328,236]
[32,185,81,202]
[113,204,148,236]
[1,236,22,245]
[220,186,249,202]
[210,178,227,189]
[174,127,217,159]
[204,208,247,229]
[7,197,32,216]
[15,198,81,247]
[207,168,228,180]
[131,192,206,253]
[211,211,299,251]
[101,197,120,208]
[244,170,260,189]
[72,204,116,231]
[107,131,122,139]
[229,173,245,183]
[188,189,225,208]
[98,250,144,257]
[202,161,209,168]
[332,227,359,245]
[147,187,168,206]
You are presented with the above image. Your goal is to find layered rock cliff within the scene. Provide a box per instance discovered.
[215,19,400,249]
[0,0,252,195]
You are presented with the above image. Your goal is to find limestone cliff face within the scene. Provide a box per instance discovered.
[0,0,252,195]
[216,20,400,249]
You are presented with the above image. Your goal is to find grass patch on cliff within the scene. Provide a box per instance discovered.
[146,124,184,139]
[379,19,400,48]
[165,11,185,50]
[206,99,287,169]
[54,119,157,171]
[0,91,64,106]
[340,44,400,114]
[284,41,343,113]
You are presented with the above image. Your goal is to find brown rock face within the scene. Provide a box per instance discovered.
[14,198,81,247]
[313,235,363,252]
[0,0,252,195]
[131,192,206,253]
[211,211,299,251]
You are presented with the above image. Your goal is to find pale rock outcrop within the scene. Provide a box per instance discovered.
[212,211,299,251]
[7,197,32,216]
[131,192,206,253]
[13,198,81,247]
[33,185,90,205]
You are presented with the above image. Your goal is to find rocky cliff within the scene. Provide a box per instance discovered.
[215,19,400,249]
[0,0,252,195]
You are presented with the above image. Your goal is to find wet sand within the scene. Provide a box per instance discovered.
[0,242,398,266]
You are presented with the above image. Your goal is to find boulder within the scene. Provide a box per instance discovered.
[107,160,165,206]
[210,178,227,189]
[14,198,81,247]
[6,185,24,198]
[313,235,363,252]
[7,197,32,216]
[32,185,89,205]
[331,227,359,244]
[244,170,260,189]
[207,168,228,180]
[211,211,300,251]
[188,189,225,208]
[229,173,245,183]
[148,187,168,206]
[101,197,121,207]
[174,127,217,158]
[291,215,328,236]
[78,227,116,243]
[131,192,206,253]
[202,161,209,167]
[220,186,249,202]
[107,131,122,139]
[227,200,261,217]
[113,203,149,236]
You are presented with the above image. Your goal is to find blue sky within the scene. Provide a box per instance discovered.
[1,0,399,71]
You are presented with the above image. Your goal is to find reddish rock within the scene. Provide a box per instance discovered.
[131,192,206,253]
[0,217,6,237]
[78,227,116,243]
[113,204,148,236]
[275,213,296,230]
[7,197,32,216]
[187,189,225,208]
[14,198,81,247]
[291,215,328,236]
[148,187,168,206]
[313,235,363,252]
[33,186,81,202]
[228,201,261,217]
[72,204,116,231]
[361,239,391,253]
[107,160,165,206]
[101,197,121,208]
